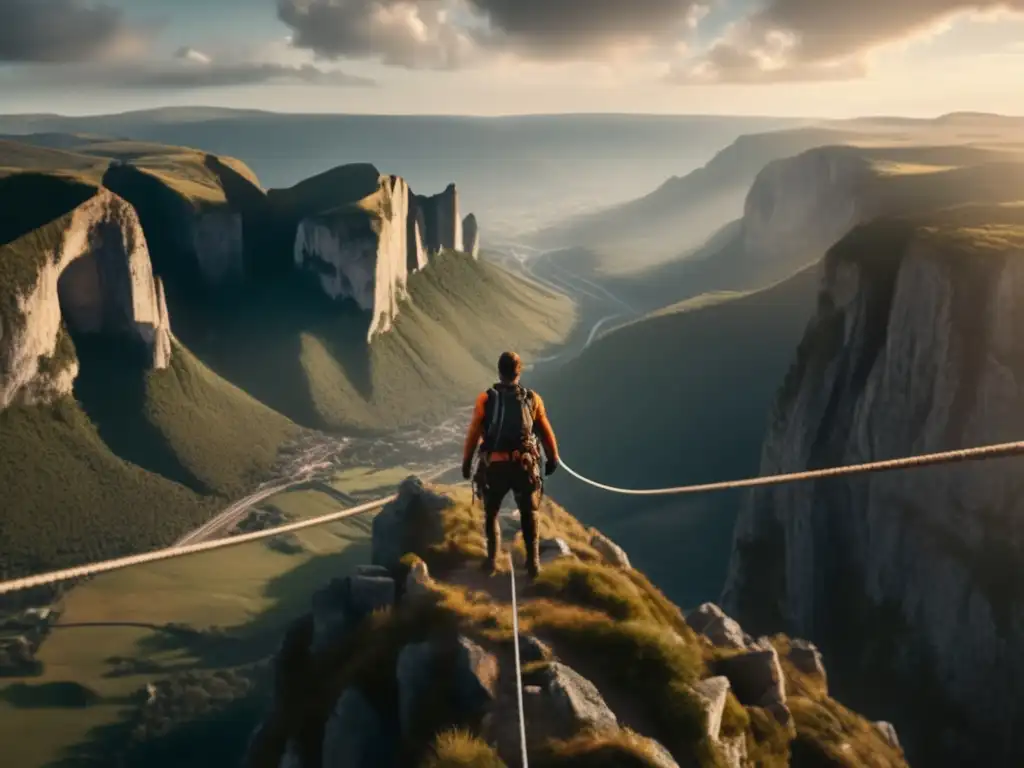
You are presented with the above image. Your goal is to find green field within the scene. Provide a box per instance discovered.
[0,469,404,768]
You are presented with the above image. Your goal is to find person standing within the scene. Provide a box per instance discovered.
[462,351,560,579]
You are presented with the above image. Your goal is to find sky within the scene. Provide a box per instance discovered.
[0,0,1023,117]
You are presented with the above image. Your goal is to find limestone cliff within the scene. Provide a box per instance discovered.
[741,146,872,272]
[289,167,479,341]
[415,183,463,255]
[722,206,1024,765]
[463,213,480,259]
[293,174,416,340]
[245,479,907,768]
[0,187,172,410]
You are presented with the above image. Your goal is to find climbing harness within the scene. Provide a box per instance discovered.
[4,439,1024,596]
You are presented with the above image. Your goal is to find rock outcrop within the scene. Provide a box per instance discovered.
[415,184,463,256]
[741,146,872,270]
[0,187,172,410]
[291,169,479,341]
[462,213,480,259]
[722,209,1024,764]
[293,173,416,340]
[246,478,907,768]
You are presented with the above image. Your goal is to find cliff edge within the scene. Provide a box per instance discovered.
[0,176,171,410]
[245,478,907,768]
[722,203,1024,765]
[284,165,476,341]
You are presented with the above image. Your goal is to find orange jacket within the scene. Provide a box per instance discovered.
[463,388,559,465]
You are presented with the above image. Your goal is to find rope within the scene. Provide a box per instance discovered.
[6,440,1024,596]
[508,553,530,768]
[558,440,1024,496]
[0,494,401,596]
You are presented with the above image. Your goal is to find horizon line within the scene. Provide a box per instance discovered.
[2,106,1022,122]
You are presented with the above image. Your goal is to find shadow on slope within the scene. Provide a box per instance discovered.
[538,264,822,608]
[0,172,98,247]
[71,335,296,497]
[0,398,214,581]
[182,251,574,434]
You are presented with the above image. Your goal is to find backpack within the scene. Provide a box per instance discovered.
[481,383,538,455]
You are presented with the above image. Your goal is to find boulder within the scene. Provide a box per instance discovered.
[546,662,618,733]
[322,687,395,768]
[719,735,748,768]
[396,640,434,735]
[686,603,753,651]
[403,558,433,599]
[310,573,395,656]
[371,477,452,572]
[643,739,680,768]
[538,538,574,564]
[874,721,901,751]
[589,530,631,569]
[396,635,497,736]
[715,645,789,725]
[517,634,553,665]
[788,638,827,688]
[453,635,499,715]
[692,676,731,742]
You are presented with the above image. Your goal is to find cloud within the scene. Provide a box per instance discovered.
[176,47,213,65]
[276,0,711,67]
[0,0,149,63]
[17,49,376,90]
[675,0,1024,84]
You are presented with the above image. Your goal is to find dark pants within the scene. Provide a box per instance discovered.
[480,460,541,570]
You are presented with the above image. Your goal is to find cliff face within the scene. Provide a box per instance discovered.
[740,146,873,271]
[463,213,480,259]
[415,183,463,256]
[102,162,254,293]
[722,212,1024,764]
[292,170,479,341]
[0,188,171,410]
[293,174,416,340]
[190,210,246,287]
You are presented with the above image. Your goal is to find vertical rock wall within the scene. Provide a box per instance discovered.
[0,188,172,410]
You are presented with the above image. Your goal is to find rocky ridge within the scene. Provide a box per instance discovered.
[722,204,1024,765]
[245,478,907,768]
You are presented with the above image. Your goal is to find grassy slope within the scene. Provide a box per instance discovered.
[0,339,296,579]
[186,250,575,433]
[262,486,906,768]
[537,265,822,609]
